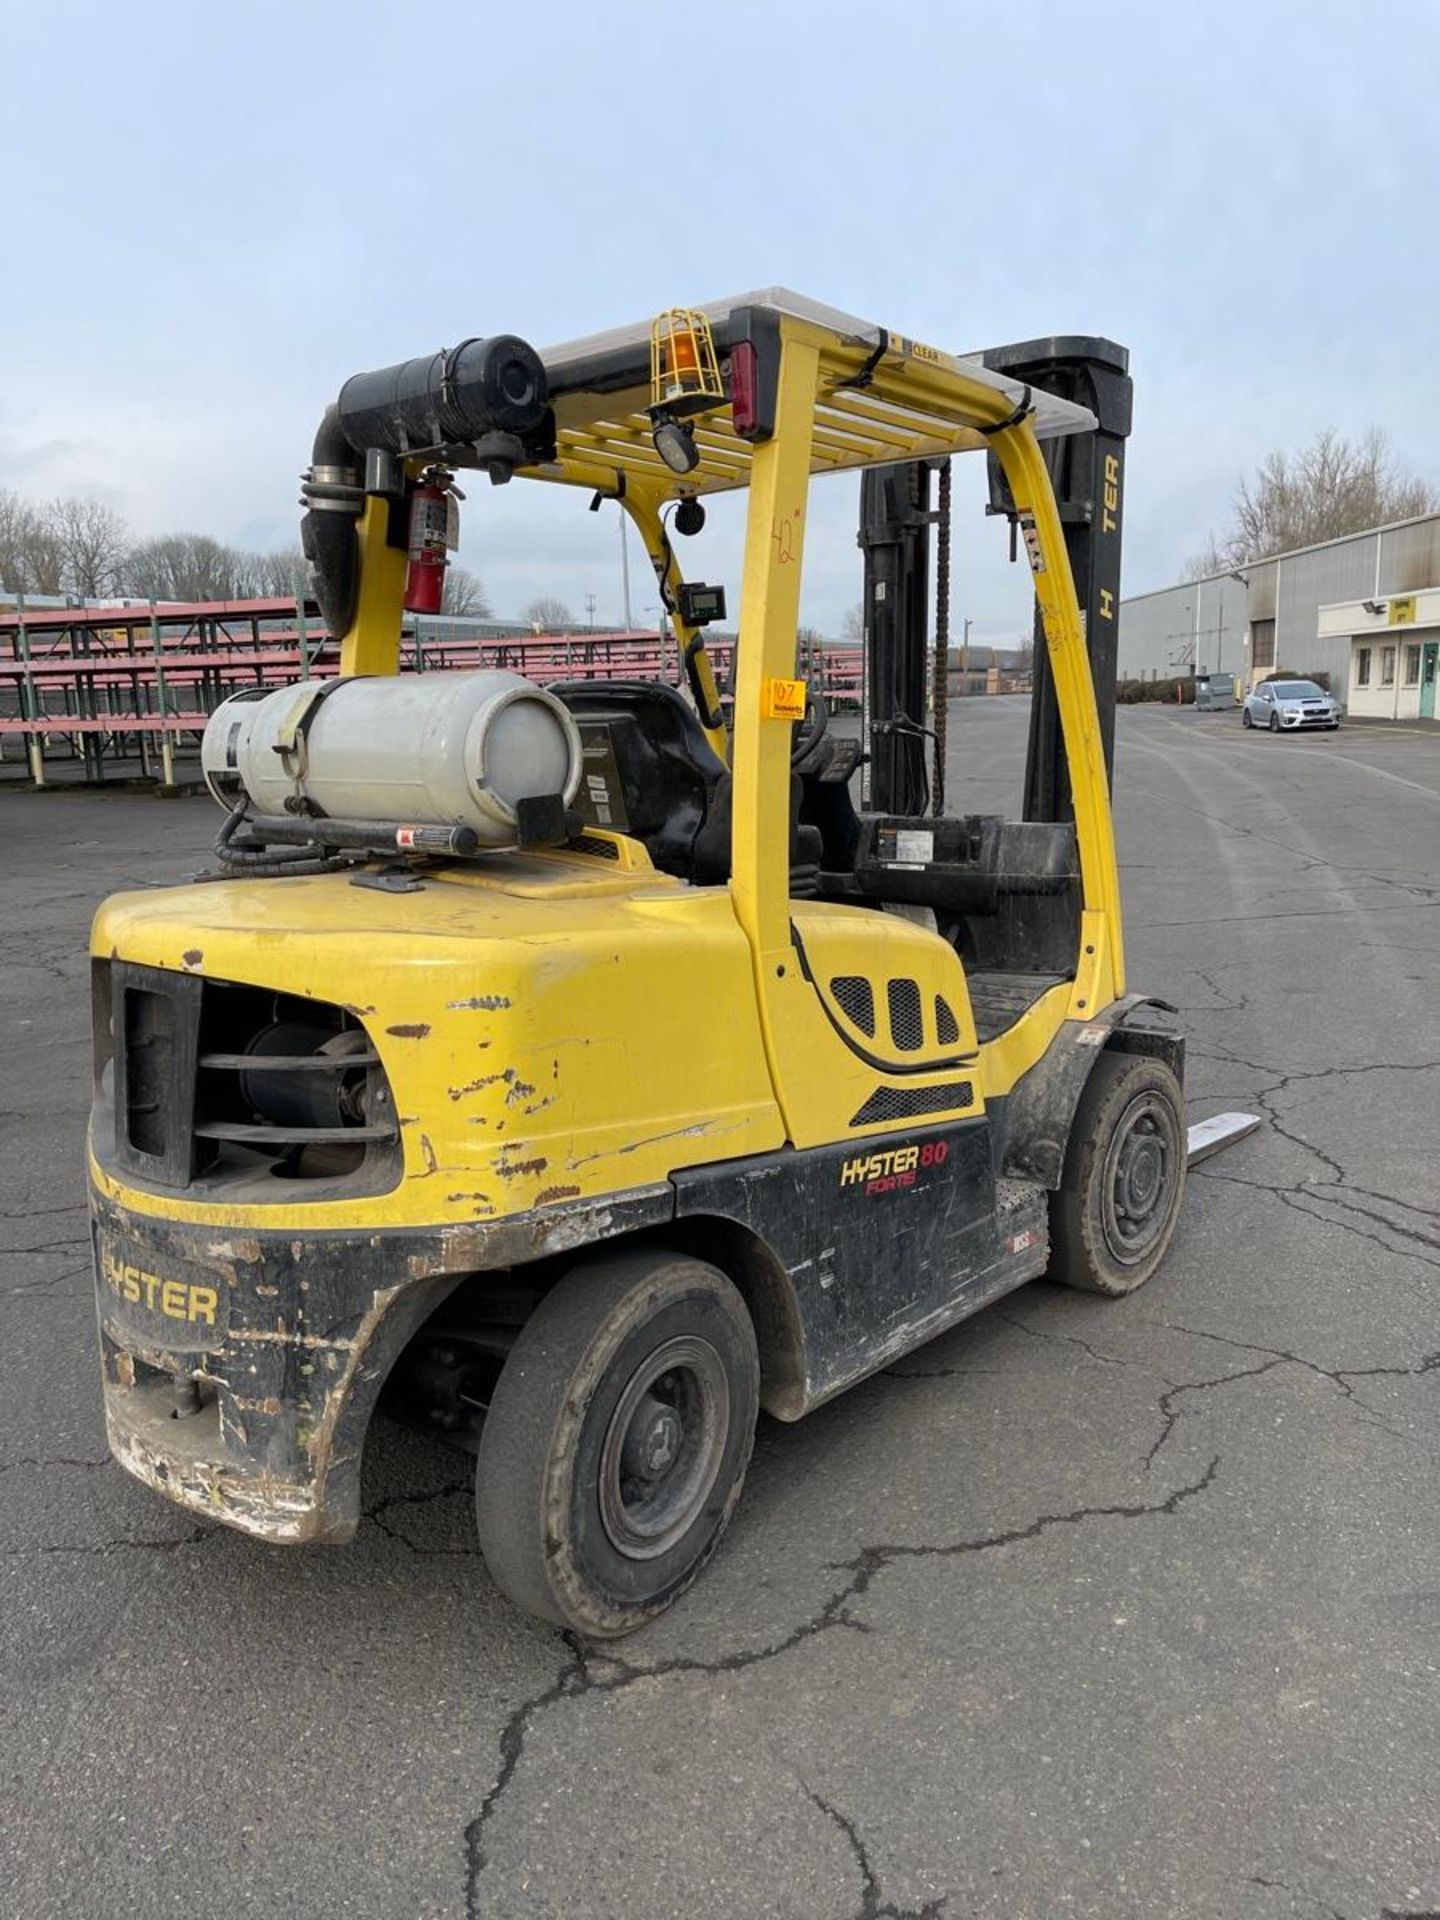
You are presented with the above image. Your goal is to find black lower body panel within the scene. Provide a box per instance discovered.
[672,1120,1047,1416]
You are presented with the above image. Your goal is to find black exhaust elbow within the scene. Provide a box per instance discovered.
[301,404,363,637]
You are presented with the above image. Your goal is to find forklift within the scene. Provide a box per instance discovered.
[89,291,1199,1637]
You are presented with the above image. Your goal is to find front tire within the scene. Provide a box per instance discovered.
[1241,707,1253,729]
[1049,1051,1187,1297]
[475,1249,760,1636]
[1269,711,1280,733]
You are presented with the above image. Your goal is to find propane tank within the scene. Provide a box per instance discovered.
[201,671,583,849]
[404,476,452,614]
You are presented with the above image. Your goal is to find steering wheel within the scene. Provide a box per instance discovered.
[790,688,831,772]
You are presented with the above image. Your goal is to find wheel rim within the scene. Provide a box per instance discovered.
[1100,1091,1181,1266]
[598,1336,730,1561]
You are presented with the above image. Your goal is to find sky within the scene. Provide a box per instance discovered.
[5,0,1440,644]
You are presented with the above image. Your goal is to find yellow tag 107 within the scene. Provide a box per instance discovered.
[762,677,807,721]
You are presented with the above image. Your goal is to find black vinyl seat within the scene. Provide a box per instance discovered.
[552,679,820,891]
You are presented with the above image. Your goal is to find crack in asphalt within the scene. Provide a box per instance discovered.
[1,1261,94,1301]
[993,1307,1133,1369]
[0,1237,91,1258]
[460,1457,1220,1914]
[365,1479,478,1556]
[882,1363,1000,1381]
[804,1787,948,1919]
[1144,1320,1440,1461]
[1246,1875,1349,1920]
[0,1524,212,1559]
[1143,1360,1288,1470]
[0,1453,110,1477]
[1198,1162,1440,1277]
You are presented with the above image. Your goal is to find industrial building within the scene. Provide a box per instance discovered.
[1118,511,1440,717]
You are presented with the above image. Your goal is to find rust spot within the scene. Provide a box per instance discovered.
[413,1134,439,1177]
[447,994,513,1011]
[344,1003,377,1018]
[449,1069,514,1101]
[181,948,203,968]
[446,1190,494,1206]
[503,1076,538,1107]
[386,1023,431,1039]
[534,1184,581,1206]
[496,1155,547,1179]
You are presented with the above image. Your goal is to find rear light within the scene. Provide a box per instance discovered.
[730,341,760,440]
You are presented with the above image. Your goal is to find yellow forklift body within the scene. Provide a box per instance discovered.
[86,291,1170,1573]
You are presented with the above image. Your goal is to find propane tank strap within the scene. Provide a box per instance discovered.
[977,385,1034,436]
[271,674,353,785]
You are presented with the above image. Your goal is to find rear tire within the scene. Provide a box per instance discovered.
[475,1248,759,1636]
[1049,1051,1186,1297]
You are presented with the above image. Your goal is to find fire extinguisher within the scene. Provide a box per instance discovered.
[404,473,454,615]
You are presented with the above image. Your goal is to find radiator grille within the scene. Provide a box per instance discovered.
[104,964,397,1190]
[850,1081,974,1127]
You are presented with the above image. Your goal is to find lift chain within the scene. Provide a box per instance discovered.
[932,457,951,817]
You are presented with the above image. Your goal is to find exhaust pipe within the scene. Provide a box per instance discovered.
[300,335,553,637]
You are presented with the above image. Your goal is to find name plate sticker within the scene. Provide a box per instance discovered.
[97,1231,229,1352]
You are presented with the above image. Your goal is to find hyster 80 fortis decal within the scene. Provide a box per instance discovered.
[839,1138,950,1196]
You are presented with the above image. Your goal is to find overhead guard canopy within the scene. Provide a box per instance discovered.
[522,286,1099,499]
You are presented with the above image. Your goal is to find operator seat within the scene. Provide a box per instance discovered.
[552,679,820,890]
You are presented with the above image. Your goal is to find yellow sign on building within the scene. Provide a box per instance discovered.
[1389,596,1417,625]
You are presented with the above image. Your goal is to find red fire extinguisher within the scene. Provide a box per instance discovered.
[404,475,453,614]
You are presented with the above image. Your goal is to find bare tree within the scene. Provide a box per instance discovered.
[1190,427,1438,574]
[442,567,493,617]
[125,534,241,602]
[49,496,130,596]
[841,603,864,644]
[521,594,573,631]
[229,545,308,599]
[0,489,64,594]
[0,490,36,594]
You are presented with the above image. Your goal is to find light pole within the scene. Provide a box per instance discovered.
[643,603,672,683]
[1222,569,1248,680]
[618,506,633,630]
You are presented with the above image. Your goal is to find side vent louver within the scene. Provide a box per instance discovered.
[831,975,876,1036]
[887,977,924,1051]
[850,1081,974,1127]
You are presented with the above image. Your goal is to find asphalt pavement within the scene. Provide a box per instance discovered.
[2,700,1437,1920]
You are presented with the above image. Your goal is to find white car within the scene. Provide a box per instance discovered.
[1242,679,1340,733]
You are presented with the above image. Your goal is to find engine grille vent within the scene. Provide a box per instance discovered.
[935,995,960,1047]
[831,975,876,1036]
[850,1081,974,1127]
[568,832,621,861]
[887,977,924,1052]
